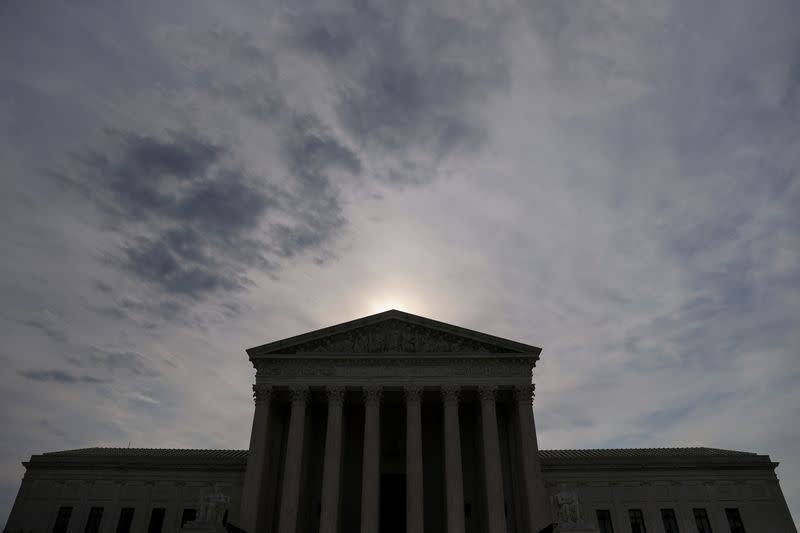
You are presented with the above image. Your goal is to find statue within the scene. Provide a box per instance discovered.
[183,488,230,531]
[552,484,582,526]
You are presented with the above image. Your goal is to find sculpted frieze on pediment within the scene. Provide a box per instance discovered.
[277,319,518,354]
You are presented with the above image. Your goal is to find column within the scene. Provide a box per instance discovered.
[442,386,466,533]
[278,386,309,533]
[360,386,382,533]
[239,384,273,533]
[479,386,507,533]
[320,387,346,533]
[514,384,548,533]
[405,386,424,533]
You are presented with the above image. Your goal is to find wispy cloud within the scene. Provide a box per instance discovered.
[0,0,798,528]
[18,370,109,385]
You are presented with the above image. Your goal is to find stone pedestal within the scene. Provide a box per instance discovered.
[552,526,600,533]
[181,521,228,533]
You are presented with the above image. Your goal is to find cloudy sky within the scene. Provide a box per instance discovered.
[1,0,799,527]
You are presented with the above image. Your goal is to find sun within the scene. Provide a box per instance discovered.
[368,299,409,314]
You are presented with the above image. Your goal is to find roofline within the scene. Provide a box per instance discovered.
[23,454,247,472]
[540,454,778,472]
[22,448,778,474]
[246,309,543,357]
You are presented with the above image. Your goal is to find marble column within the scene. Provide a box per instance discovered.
[514,384,548,533]
[239,384,273,533]
[360,387,382,533]
[479,386,507,533]
[442,386,466,533]
[320,387,346,533]
[405,386,424,533]
[278,386,308,533]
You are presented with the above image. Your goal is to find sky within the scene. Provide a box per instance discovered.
[1,0,798,528]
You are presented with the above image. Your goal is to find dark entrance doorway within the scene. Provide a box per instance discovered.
[380,473,406,533]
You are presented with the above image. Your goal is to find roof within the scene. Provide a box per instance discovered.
[41,446,753,460]
[42,448,248,460]
[538,447,758,460]
[246,309,542,357]
[25,448,248,472]
[25,446,775,472]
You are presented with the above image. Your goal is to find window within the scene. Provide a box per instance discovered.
[52,506,73,533]
[116,508,134,533]
[596,509,614,533]
[693,508,713,533]
[725,508,746,533]
[147,508,166,533]
[84,507,104,533]
[660,509,680,533]
[629,509,647,533]
[181,509,197,528]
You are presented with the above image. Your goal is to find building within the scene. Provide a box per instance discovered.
[5,310,797,533]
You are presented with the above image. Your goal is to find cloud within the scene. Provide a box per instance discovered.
[52,125,362,301]
[68,347,162,378]
[17,370,108,385]
[1,0,798,529]
[286,3,509,184]
[14,315,70,344]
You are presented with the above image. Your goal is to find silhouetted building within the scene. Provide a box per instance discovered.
[5,311,797,533]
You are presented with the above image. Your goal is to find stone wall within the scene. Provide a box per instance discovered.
[542,466,797,533]
[6,452,797,533]
[4,467,244,533]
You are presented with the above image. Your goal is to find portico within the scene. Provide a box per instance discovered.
[238,310,550,533]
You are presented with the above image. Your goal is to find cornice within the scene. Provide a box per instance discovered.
[23,456,247,472]
[539,455,778,473]
[22,450,777,475]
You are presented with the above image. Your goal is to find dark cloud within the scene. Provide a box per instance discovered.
[54,131,272,298]
[18,369,108,384]
[15,316,69,344]
[53,117,362,304]
[68,347,162,377]
[286,5,508,181]
[121,234,244,296]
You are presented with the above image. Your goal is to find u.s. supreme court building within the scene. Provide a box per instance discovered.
[5,310,797,533]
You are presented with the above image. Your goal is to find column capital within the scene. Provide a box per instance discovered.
[326,386,346,404]
[478,385,498,402]
[404,385,424,402]
[441,385,461,403]
[253,384,273,404]
[363,386,383,404]
[513,383,536,404]
[289,386,309,403]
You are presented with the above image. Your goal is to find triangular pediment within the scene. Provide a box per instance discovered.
[247,310,541,356]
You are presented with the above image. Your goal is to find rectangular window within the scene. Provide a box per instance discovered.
[52,506,73,533]
[693,508,713,533]
[725,508,746,533]
[147,508,166,533]
[84,507,104,533]
[661,509,680,533]
[596,509,615,533]
[181,509,197,527]
[116,508,135,533]
[629,509,647,533]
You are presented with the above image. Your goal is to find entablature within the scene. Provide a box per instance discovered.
[252,355,535,387]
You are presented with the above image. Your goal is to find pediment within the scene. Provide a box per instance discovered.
[247,310,541,356]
